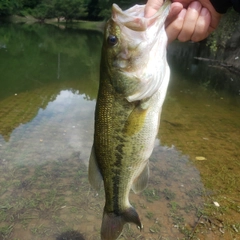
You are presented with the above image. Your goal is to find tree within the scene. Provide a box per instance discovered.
[207,8,240,52]
[87,0,101,21]
[97,0,146,20]
[21,0,40,9]
[0,0,21,16]
[31,0,54,22]
[54,0,87,22]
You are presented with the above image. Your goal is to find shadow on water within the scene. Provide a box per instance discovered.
[167,41,240,97]
[0,23,239,240]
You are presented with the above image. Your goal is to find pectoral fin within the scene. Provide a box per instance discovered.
[123,103,148,136]
[88,145,102,191]
[132,163,149,193]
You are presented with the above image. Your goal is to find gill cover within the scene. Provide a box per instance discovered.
[111,1,171,102]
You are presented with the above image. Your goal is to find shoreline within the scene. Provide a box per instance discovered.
[1,15,105,32]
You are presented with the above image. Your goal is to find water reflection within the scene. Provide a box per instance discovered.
[0,84,204,239]
[0,23,101,100]
[0,90,95,165]
[0,23,100,141]
[0,23,239,239]
[167,41,240,96]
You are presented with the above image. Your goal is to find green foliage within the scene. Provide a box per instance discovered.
[31,1,54,21]
[0,0,147,20]
[206,8,240,52]
[0,0,22,16]
[98,8,110,20]
[87,0,101,20]
[54,0,87,22]
[97,0,146,20]
[21,0,40,9]
[97,0,111,20]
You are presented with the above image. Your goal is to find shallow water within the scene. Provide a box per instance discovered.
[0,23,239,240]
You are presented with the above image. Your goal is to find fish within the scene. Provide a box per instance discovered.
[88,1,171,239]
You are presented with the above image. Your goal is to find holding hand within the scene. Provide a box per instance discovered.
[145,0,222,43]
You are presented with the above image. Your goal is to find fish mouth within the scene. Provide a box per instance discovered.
[112,4,147,31]
[112,1,170,31]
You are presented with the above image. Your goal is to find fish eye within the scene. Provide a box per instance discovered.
[107,35,118,46]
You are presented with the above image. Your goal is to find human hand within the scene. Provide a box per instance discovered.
[145,0,222,43]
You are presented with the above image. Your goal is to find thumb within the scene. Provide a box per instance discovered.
[145,0,164,17]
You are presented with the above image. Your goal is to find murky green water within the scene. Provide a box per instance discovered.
[0,23,239,240]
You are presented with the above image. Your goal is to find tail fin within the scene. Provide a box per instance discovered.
[101,207,142,240]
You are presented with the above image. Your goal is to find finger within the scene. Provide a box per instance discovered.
[145,0,164,17]
[165,2,184,27]
[172,0,194,8]
[172,0,222,32]
[191,7,211,42]
[166,8,186,43]
[198,0,222,31]
[178,1,202,42]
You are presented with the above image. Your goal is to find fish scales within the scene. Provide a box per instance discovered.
[88,1,171,240]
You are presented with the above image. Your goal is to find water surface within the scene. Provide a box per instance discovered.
[0,23,239,240]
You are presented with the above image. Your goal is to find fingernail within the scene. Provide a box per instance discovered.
[200,8,209,16]
[178,9,186,19]
[189,1,201,11]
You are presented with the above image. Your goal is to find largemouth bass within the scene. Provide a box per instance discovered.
[88,1,171,239]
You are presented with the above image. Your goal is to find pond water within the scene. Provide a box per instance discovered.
[0,23,239,240]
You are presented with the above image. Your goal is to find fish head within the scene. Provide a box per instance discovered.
[102,1,171,101]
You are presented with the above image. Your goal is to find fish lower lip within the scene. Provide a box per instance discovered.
[113,59,128,68]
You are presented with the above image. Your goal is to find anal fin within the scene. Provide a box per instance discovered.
[88,145,102,191]
[132,163,149,193]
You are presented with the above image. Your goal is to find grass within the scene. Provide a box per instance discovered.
[1,153,207,240]
[0,78,239,239]
[163,188,176,201]
[149,224,161,234]
[141,188,161,202]
[1,153,238,240]
[185,196,240,239]
[158,79,240,239]
[0,156,91,240]
[145,211,154,220]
